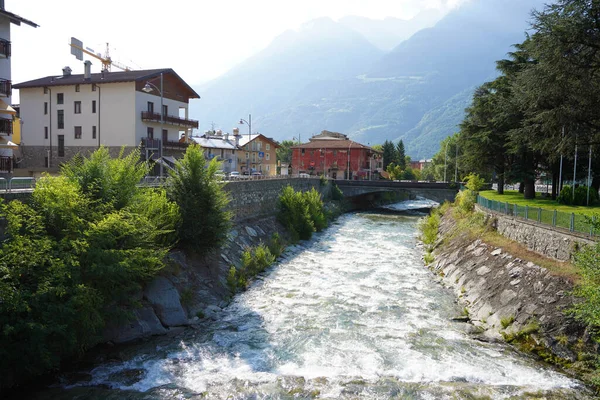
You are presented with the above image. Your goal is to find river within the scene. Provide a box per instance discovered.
[34,201,591,399]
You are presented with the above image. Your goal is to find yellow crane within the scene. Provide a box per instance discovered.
[70,37,133,72]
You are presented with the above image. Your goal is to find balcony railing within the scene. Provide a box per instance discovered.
[0,39,10,58]
[0,156,12,173]
[141,111,199,129]
[163,140,189,150]
[0,79,11,97]
[0,117,11,135]
[141,137,161,150]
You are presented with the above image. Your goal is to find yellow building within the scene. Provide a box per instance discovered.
[237,134,279,176]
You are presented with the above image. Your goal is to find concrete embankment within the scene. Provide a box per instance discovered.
[429,210,593,375]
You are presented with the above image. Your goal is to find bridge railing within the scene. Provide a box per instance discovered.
[0,177,36,192]
[477,195,598,237]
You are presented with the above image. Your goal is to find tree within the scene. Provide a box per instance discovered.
[382,140,396,170]
[396,140,406,170]
[276,139,298,165]
[167,144,232,255]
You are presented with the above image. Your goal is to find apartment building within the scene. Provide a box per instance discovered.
[189,129,241,174]
[237,133,279,176]
[0,1,37,174]
[13,66,199,174]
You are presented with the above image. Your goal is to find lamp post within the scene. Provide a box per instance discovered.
[444,141,449,183]
[239,114,251,173]
[142,72,164,177]
[45,86,52,168]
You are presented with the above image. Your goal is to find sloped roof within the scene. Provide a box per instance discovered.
[291,139,374,151]
[190,136,237,150]
[1,8,38,27]
[14,68,200,99]
[238,133,280,148]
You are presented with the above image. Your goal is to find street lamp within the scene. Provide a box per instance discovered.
[142,72,164,177]
[239,114,251,173]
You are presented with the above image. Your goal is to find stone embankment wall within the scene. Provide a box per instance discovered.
[225,178,327,221]
[431,212,586,363]
[476,205,597,261]
[104,216,290,343]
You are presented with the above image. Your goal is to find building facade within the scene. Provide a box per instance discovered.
[291,130,382,180]
[189,129,240,174]
[13,67,199,174]
[237,133,279,176]
[0,1,37,174]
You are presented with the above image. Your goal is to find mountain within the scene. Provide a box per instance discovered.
[338,9,444,51]
[192,0,547,159]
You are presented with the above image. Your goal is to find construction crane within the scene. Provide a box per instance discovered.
[70,37,133,72]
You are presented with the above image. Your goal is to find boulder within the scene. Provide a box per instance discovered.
[104,307,167,344]
[144,276,188,327]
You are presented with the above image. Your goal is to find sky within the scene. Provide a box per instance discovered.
[9,0,465,96]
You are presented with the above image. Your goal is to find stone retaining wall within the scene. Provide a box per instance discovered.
[476,205,596,261]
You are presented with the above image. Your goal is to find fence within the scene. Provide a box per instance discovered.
[0,177,36,192]
[477,195,598,237]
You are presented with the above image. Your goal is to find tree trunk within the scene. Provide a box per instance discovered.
[518,182,524,193]
[495,156,505,195]
[524,176,536,199]
[551,172,558,200]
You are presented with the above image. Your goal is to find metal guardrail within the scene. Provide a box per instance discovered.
[477,194,598,237]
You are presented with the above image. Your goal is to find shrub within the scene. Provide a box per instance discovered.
[331,182,344,201]
[464,173,485,192]
[455,189,477,214]
[304,188,327,232]
[277,186,314,241]
[267,232,284,258]
[501,315,515,329]
[419,212,440,251]
[167,145,232,254]
[570,242,600,331]
[558,185,599,206]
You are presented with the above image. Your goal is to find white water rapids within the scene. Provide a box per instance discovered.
[37,201,591,399]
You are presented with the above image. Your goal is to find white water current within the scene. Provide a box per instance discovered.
[37,201,591,399]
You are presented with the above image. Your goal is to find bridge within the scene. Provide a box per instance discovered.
[336,180,459,204]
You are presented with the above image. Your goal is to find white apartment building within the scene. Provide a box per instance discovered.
[0,1,37,174]
[14,66,199,174]
[189,130,241,174]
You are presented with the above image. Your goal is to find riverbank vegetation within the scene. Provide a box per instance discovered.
[0,145,231,390]
[277,186,328,242]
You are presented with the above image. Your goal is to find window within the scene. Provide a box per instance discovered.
[162,104,168,117]
[266,153,270,161]
[252,153,256,162]
[92,125,97,139]
[44,102,48,115]
[92,100,96,113]
[75,84,80,92]
[57,110,64,129]
[44,126,48,139]
[147,102,154,113]
[147,127,154,139]
[57,93,64,104]
[334,150,337,157]
[43,87,48,94]
[74,126,82,139]
[162,129,168,143]
[302,149,305,155]
[58,135,65,157]
[246,152,249,159]
[266,143,270,151]
[266,165,270,172]
[74,101,81,114]
[92,84,97,92]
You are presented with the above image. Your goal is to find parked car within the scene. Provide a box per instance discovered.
[229,171,240,180]
[299,173,310,178]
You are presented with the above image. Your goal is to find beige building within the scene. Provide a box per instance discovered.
[13,67,199,175]
[237,133,279,176]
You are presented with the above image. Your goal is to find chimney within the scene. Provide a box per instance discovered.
[224,132,229,141]
[0,1,5,10]
[216,129,222,136]
[84,60,92,80]
[233,127,240,147]
[62,66,72,77]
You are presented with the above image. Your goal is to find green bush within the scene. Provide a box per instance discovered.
[419,212,440,251]
[558,185,599,206]
[167,144,232,254]
[570,242,600,330]
[267,232,284,258]
[304,188,327,232]
[455,189,477,214]
[0,147,176,389]
[331,182,344,201]
[277,186,314,241]
[228,244,275,293]
[464,173,485,192]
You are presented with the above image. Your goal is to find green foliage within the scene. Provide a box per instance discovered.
[464,173,485,192]
[0,147,176,389]
[304,188,327,232]
[557,185,599,206]
[267,232,285,258]
[277,186,315,241]
[331,182,344,201]
[227,244,276,293]
[570,242,600,331]
[501,315,515,329]
[455,190,477,214]
[167,144,232,255]
[419,212,440,252]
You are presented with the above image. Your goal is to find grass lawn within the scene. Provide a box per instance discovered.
[478,190,600,235]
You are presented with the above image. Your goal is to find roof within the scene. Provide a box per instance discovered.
[0,9,38,27]
[238,133,280,148]
[13,68,200,99]
[291,139,375,151]
[190,136,237,150]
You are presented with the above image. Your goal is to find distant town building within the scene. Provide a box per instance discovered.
[0,1,37,174]
[410,159,432,171]
[14,67,199,175]
[291,130,382,180]
[237,133,279,176]
[189,128,241,174]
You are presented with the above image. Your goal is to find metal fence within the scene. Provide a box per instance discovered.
[0,177,36,192]
[477,195,598,237]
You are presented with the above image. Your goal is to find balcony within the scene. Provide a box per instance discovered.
[141,111,199,129]
[0,39,10,58]
[0,117,11,135]
[0,79,10,97]
[0,156,12,173]
[163,140,189,150]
